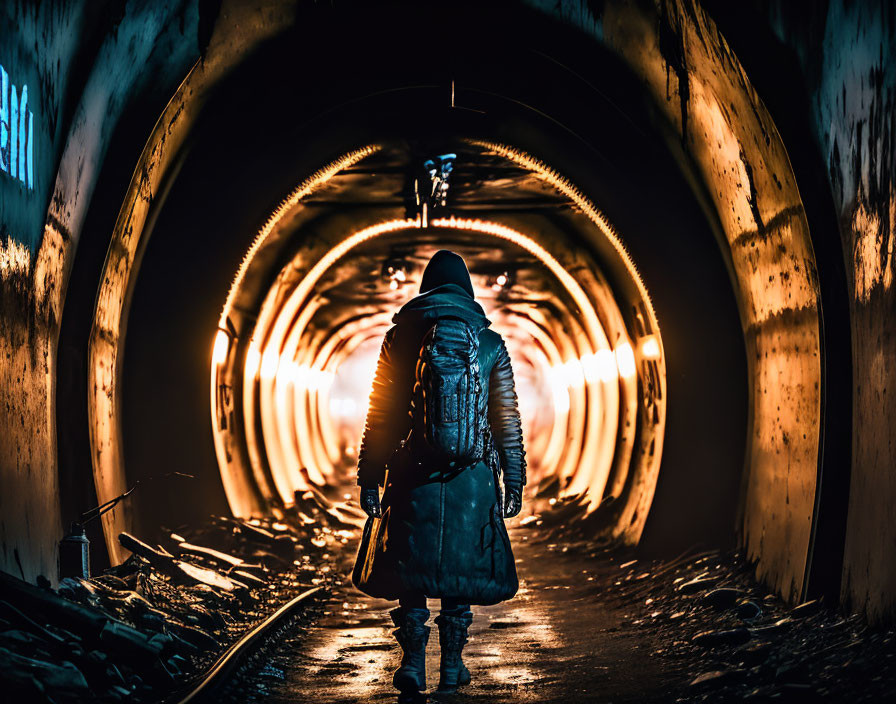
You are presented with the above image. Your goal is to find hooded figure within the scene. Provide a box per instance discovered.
[352,250,526,695]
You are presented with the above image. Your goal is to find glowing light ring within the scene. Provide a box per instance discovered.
[245,219,418,504]
[433,217,623,503]
[222,146,380,316]
[213,141,665,547]
[465,140,662,338]
[246,216,621,511]
[464,141,667,538]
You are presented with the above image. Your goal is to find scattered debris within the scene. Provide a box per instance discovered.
[8,478,894,703]
[518,490,896,702]
[701,587,743,610]
[0,491,360,702]
[692,627,752,648]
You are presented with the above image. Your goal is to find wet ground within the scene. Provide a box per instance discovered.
[5,485,892,702]
[9,484,890,703]
[241,508,896,704]
[255,530,674,703]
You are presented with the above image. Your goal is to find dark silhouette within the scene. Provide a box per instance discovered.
[352,250,527,695]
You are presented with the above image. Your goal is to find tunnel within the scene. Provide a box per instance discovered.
[111,8,749,566]
[1,1,894,702]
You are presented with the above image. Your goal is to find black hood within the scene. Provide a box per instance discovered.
[419,250,475,297]
[392,282,491,331]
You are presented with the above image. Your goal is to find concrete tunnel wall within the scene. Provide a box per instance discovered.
[0,0,893,620]
[758,1,896,622]
[0,0,204,584]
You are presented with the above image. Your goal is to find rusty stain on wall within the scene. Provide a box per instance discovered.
[797,0,896,622]
[0,0,92,584]
[0,236,30,278]
[534,0,823,602]
[754,0,896,621]
[852,198,895,302]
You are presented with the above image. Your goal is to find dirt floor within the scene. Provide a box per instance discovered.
[239,519,896,704]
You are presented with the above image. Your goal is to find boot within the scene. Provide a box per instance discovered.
[434,609,473,692]
[390,606,430,692]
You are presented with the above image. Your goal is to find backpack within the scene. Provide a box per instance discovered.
[413,317,486,466]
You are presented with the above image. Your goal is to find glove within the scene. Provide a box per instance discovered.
[503,485,522,518]
[361,486,381,517]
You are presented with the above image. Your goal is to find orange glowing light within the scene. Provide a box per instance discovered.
[582,349,618,383]
[212,329,230,366]
[640,335,661,360]
[236,215,622,507]
[260,349,279,380]
[615,342,637,379]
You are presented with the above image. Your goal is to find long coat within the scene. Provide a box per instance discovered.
[352,283,527,605]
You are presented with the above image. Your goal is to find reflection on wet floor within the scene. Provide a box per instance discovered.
[262,531,669,704]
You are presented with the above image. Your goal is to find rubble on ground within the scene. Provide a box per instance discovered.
[0,489,362,703]
[523,490,896,703]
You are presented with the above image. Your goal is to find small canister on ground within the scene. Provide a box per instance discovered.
[59,522,90,580]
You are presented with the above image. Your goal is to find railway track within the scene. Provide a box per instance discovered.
[171,586,323,704]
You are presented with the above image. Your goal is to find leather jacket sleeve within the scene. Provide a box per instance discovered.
[356,327,407,488]
[487,337,527,490]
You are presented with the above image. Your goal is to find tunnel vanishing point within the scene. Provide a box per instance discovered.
[0,0,894,626]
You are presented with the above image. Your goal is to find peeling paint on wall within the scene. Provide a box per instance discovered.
[757,0,896,622]
[808,1,895,623]
[0,235,30,279]
[0,0,91,585]
[852,194,895,303]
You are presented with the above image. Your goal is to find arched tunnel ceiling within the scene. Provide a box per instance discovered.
[228,143,645,322]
